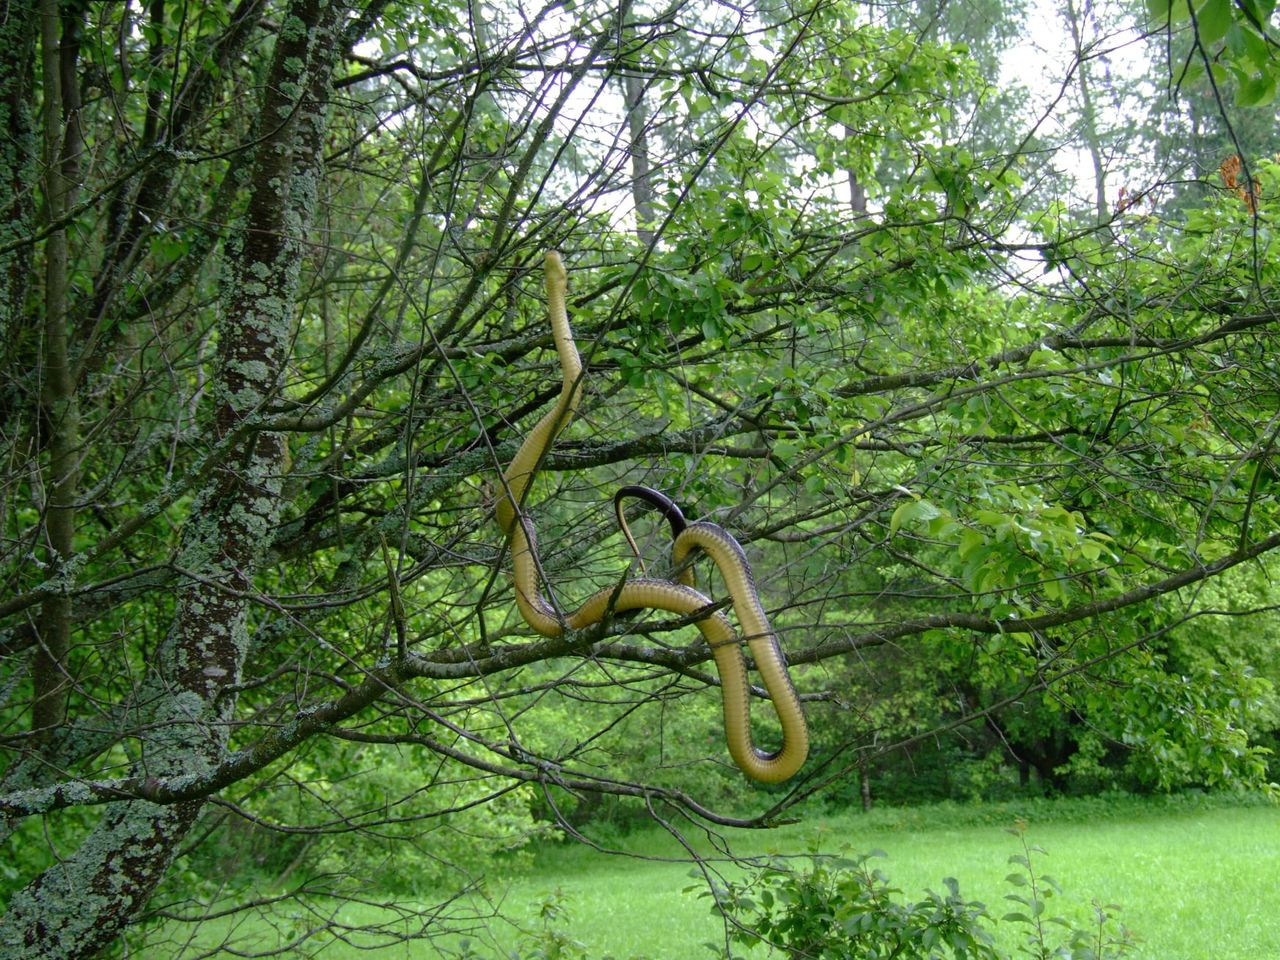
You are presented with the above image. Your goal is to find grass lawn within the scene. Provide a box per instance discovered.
[483,793,1280,959]
[158,794,1279,959]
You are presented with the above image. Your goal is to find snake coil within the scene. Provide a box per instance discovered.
[496,251,808,783]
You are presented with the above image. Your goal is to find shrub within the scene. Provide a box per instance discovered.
[696,823,1133,960]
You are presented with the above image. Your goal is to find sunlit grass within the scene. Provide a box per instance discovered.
[466,793,1278,959]
[160,793,1279,959]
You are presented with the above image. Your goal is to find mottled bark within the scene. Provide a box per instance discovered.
[0,1,349,955]
[0,799,203,960]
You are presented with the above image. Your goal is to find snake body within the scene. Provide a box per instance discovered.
[496,251,808,783]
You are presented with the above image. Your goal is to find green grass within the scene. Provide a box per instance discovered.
[157,793,1280,959]
[477,793,1280,959]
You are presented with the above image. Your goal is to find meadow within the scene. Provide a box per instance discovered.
[163,793,1279,959]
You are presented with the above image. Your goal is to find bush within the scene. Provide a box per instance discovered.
[696,822,1133,960]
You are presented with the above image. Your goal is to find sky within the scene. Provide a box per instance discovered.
[1000,0,1158,211]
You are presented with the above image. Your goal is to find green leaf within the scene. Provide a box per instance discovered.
[889,501,911,536]
[957,528,986,560]
[1236,72,1277,106]
[1149,0,1193,19]
[929,515,957,538]
[1241,25,1272,68]
[1240,0,1278,22]
[1197,0,1232,44]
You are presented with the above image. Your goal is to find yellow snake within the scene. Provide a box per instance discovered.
[495,251,808,783]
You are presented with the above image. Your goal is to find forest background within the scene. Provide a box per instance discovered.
[2,0,1279,955]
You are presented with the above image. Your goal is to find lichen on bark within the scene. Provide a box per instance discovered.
[0,2,352,956]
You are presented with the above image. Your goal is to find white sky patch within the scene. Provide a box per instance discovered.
[1000,0,1162,212]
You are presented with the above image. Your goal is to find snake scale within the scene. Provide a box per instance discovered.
[495,251,808,783]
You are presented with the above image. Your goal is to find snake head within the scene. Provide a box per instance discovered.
[614,485,694,584]
[614,485,688,545]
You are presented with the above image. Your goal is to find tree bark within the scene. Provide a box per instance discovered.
[0,2,349,955]
[845,123,868,218]
[624,71,656,246]
[31,0,81,744]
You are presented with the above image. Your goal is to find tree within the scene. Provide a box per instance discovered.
[1,0,1279,956]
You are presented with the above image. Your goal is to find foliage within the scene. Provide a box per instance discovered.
[699,826,1133,960]
[701,849,1001,959]
[1,0,1280,954]
[179,745,547,898]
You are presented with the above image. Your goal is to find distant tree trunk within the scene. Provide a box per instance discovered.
[844,121,868,219]
[624,71,656,246]
[836,37,869,221]
[1063,0,1109,221]
[0,1,348,954]
[859,758,873,811]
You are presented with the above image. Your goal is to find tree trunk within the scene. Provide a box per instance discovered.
[624,71,656,247]
[31,0,82,744]
[1063,0,1109,221]
[0,1,348,954]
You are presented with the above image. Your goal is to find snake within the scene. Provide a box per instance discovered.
[494,251,808,783]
